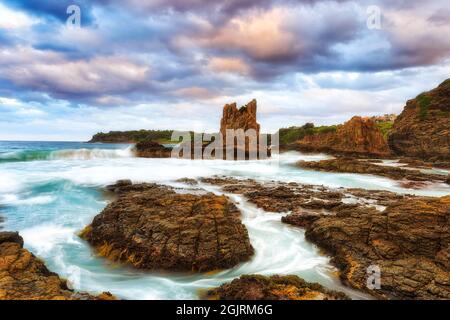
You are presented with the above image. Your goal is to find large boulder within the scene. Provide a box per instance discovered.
[388,79,450,161]
[0,231,114,300]
[204,274,349,300]
[81,183,254,272]
[296,116,391,157]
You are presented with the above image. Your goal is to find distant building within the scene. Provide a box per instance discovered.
[370,114,397,122]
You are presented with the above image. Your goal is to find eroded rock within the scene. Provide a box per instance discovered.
[220,99,260,138]
[197,177,450,299]
[388,79,450,162]
[204,274,349,300]
[294,116,391,157]
[283,196,450,300]
[81,183,254,272]
[0,231,115,300]
[199,177,407,213]
[297,158,447,185]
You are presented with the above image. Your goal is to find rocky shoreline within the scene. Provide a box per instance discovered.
[197,176,450,300]
[282,195,450,300]
[297,158,449,188]
[0,232,115,300]
[2,175,449,300]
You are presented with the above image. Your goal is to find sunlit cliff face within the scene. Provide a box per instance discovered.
[0,0,449,140]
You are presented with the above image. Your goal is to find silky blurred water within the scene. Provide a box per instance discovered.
[0,141,448,299]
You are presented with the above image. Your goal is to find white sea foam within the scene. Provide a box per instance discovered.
[21,224,78,255]
[0,172,22,193]
[0,194,55,205]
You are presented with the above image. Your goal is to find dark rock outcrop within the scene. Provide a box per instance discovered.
[294,116,391,157]
[81,182,254,272]
[134,140,172,158]
[282,196,450,300]
[204,275,349,300]
[0,231,115,300]
[297,159,448,185]
[388,79,450,161]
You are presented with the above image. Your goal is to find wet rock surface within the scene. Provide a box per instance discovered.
[283,196,450,300]
[0,231,115,300]
[297,158,447,186]
[199,177,410,213]
[81,182,254,272]
[397,158,450,170]
[198,177,449,299]
[204,274,349,300]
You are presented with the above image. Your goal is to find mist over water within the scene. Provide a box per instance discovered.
[0,142,448,299]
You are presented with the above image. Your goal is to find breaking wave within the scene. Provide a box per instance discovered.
[0,147,134,162]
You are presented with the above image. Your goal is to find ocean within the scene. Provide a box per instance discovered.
[0,141,448,299]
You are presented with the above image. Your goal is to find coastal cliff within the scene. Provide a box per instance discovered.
[293,116,391,157]
[388,79,450,161]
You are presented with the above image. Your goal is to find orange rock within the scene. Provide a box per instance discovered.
[220,99,260,138]
[388,79,450,161]
[296,116,391,157]
[0,231,115,300]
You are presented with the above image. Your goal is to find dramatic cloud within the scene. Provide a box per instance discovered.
[0,0,449,140]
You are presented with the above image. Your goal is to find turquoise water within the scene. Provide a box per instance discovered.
[0,141,448,299]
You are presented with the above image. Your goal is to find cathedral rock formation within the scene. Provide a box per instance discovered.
[295,116,391,157]
[219,99,263,158]
[220,99,261,137]
[388,79,450,161]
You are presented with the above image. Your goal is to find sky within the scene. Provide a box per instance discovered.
[0,0,449,141]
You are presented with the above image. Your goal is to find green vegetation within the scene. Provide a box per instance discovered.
[375,121,394,139]
[89,130,177,143]
[89,130,209,144]
[416,93,432,120]
[279,123,337,145]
